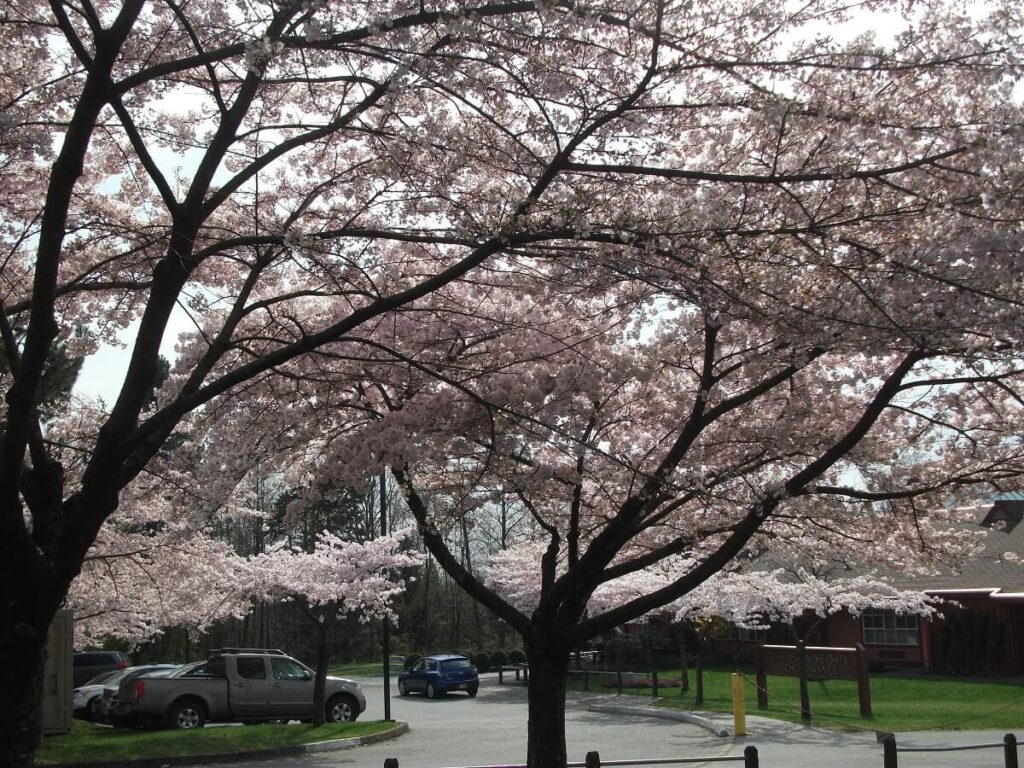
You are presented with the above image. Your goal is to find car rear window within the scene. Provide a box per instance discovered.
[443,659,473,670]
[176,661,222,678]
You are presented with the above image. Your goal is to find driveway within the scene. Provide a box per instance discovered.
[200,673,1020,768]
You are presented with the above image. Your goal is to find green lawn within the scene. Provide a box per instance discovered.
[567,666,1024,732]
[37,719,396,765]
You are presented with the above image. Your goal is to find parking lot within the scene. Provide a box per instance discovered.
[196,672,1019,768]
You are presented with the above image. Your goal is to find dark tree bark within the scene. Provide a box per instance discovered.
[694,645,705,707]
[676,625,690,693]
[525,637,571,768]
[311,605,339,725]
[0,593,55,768]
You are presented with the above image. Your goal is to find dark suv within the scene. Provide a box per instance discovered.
[397,654,478,698]
[73,651,130,687]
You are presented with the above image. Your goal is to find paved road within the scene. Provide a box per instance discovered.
[201,673,1021,768]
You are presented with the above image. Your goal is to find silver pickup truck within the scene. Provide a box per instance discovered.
[110,648,366,729]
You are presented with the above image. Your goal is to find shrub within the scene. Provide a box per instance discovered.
[459,650,474,663]
[491,649,510,668]
[509,649,527,665]
[474,651,492,671]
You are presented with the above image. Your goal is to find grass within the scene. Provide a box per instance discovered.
[37,719,396,765]
[567,666,1024,732]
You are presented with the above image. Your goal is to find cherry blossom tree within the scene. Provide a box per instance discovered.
[672,566,941,719]
[67,473,421,711]
[488,544,940,711]
[249,528,423,723]
[2,0,1023,766]
[67,521,254,649]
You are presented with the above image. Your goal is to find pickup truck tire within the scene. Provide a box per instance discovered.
[166,698,207,729]
[326,693,359,723]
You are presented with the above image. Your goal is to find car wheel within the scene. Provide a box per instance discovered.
[326,694,358,723]
[467,684,478,697]
[426,681,440,699]
[166,699,207,730]
[86,696,103,721]
[398,679,409,696]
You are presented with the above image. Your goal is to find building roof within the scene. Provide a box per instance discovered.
[754,495,1024,602]
[886,495,1024,600]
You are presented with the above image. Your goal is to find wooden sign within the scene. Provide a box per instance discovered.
[755,643,871,717]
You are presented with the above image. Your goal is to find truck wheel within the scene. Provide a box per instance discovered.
[326,694,358,723]
[166,699,207,730]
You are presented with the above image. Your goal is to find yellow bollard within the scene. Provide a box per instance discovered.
[731,672,746,737]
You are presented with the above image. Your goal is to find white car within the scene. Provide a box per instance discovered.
[73,664,180,721]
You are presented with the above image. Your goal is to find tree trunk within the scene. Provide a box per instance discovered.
[525,643,570,768]
[0,636,45,767]
[677,626,689,693]
[0,589,59,768]
[311,605,338,725]
[694,648,704,707]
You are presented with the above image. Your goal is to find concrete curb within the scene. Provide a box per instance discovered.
[304,721,410,753]
[587,703,731,737]
[45,721,410,768]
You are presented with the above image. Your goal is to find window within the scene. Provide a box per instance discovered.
[862,611,919,646]
[736,627,767,642]
[236,657,267,679]
[271,658,309,681]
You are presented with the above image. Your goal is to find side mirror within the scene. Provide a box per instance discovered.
[303,670,312,680]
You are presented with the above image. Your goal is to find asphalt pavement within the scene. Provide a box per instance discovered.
[193,672,1021,768]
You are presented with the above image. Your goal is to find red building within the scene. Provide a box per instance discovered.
[722,494,1024,675]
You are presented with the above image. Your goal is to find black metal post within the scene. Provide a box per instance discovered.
[796,640,811,722]
[882,734,898,768]
[381,469,392,722]
[384,759,399,768]
[585,751,601,768]
[616,670,623,695]
[1006,733,1019,768]
[743,745,759,768]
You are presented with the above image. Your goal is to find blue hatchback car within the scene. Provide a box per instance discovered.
[398,654,479,698]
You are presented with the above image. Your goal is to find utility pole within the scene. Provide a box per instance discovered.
[381,469,392,721]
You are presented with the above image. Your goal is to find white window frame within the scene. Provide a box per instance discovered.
[862,610,920,646]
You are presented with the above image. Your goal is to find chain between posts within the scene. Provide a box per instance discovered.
[382,748,761,768]
[882,733,1019,768]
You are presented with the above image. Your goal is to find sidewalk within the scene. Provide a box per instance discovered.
[573,693,1021,768]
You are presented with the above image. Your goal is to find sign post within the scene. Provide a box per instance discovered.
[755,643,871,718]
